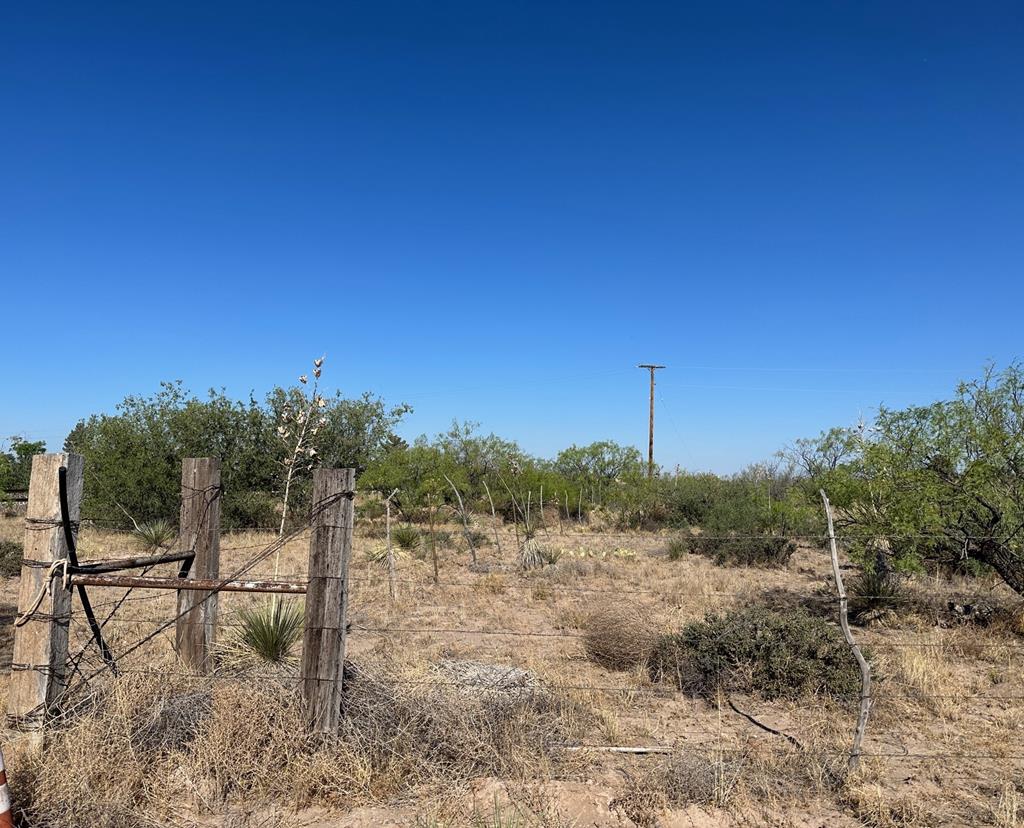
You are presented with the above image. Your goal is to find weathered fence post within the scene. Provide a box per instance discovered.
[821,489,872,771]
[301,467,354,732]
[175,458,222,672]
[6,453,82,736]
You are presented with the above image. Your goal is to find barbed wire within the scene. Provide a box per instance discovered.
[43,655,1024,706]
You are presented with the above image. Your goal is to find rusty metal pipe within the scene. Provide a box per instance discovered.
[68,573,308,594]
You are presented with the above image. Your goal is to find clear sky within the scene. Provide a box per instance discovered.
[2,2,1022,473]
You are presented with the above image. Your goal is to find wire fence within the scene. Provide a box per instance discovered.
[10,508,1024,822]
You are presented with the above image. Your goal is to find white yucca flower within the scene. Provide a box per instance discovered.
[299,375,308,384]
[313,357,324,368]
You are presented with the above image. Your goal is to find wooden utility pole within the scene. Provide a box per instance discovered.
[638,364,665,478]
[175,457,222,672]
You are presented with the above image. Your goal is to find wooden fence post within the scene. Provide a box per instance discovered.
[301,467,354,733]
[175,458,222,672]
[6,453,82,736]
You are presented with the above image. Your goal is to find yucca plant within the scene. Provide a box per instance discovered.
[366,544,408,568]
[234,599,304,664]
[392,525,420,552]
[134,519,177,552]
[519,532,547,570]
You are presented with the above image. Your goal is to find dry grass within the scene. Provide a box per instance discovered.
[12,658,587,827]
[1,515,1023,826]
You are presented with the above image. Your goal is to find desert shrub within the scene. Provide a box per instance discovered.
[541,546,562,565]
[223,489,279,529]
[366,542,407,569]
[583,604,659,671]
[358,498,386,522]
[392,525,420,551]
[666,536,688,561]
[465,529,491,548]
[0,539,22,577]
[428,529,453,549]
[649,606,861,699]
[680,534,796,568]
[64,381,409,529]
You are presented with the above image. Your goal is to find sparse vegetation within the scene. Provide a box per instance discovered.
[676,533,797,568]
[8,365,1024,825]
[0,538,22,577]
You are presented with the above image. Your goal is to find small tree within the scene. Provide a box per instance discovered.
[815,365,1024,596]
[0,437,46,493]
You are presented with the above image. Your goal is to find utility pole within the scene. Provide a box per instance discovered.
[638,364,665,478]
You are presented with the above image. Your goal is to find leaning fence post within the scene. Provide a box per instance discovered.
[6,453,82,737]
[301,467,354,733]
[821,489,872,772]
[175,458,222,672]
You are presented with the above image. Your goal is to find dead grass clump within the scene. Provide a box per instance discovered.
[18,660,583,823]
[338,660,581,791]
[582,604,659,671]
[17,673,211,827]
[609,781,667,827]
[547,556,594,580]
[842,780,925,827]
[660,749,747,808]
[183,679,306,805]
[885,633,970,718]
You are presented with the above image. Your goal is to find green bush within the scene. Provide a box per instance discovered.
[357,499,386,522]
[666,536,688,561]
[649,606,861,700]
[427,530,452,550]
[223,490,279,530]
[679,534,796,568]
[0,539,22,577]
[464,529,491,548]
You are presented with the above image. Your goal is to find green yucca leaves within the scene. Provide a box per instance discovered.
[134,519,177,552]
[235,599,304,663]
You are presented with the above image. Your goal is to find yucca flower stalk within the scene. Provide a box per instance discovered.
[273,356,327,578]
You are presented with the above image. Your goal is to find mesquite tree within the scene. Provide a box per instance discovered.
[814,365,1024,596]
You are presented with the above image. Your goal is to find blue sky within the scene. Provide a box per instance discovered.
[2,2,1022,472]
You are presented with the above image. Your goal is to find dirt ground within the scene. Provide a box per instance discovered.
[1,513,1023,827]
